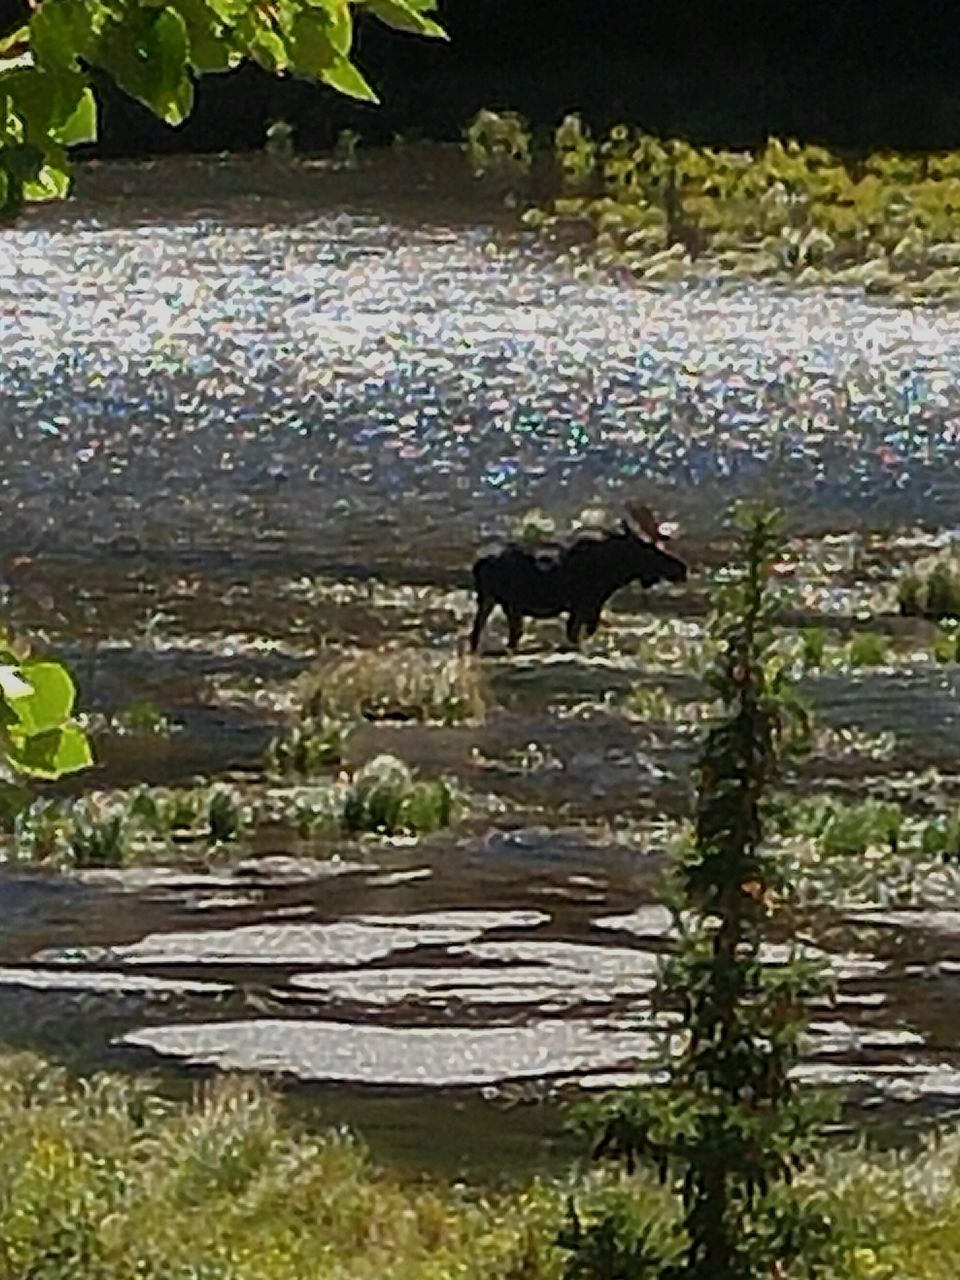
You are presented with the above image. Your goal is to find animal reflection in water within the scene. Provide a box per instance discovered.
[469,502,688,654]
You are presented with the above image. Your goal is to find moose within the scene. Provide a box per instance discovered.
[469,502,688,653]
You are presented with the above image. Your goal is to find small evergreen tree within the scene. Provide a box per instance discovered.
[567,504,838,1280]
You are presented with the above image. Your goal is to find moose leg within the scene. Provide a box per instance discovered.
[506,608,525,653]
[566,613,584,649]
[469,594,495,653]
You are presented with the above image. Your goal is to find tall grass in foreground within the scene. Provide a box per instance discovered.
[3,1051,960,1278]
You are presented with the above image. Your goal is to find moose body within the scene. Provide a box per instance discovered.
[469,507,688,653]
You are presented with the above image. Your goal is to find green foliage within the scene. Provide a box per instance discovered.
[767,789,960,909]
[265,714,347,778]
[898,557,960,620]
[563,505,834,1280]
[846,629,892,668]
[932,620,960,663]
[0,1052,560,1280]
[342,753,456,835]
[7,782,252,868]
[497,113,960,291]
[464,108,532,178]
[67,797,130,868]
[334,125,361,166]
[131,783,250,844]
[207,783,245,843]
[558,1187,683,1279]
[0,630,92,824]
[777,795,904,857]
[264,117,295,161]
[798,626,828,672]
[554,112,597,191]
[0,0,446,218]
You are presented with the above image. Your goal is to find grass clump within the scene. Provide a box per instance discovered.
[775,796,905,856]
[6,784,252,869]
[932,621,960,663]
[898,557,960,620]
[846,630,893,668]
[787,627,897,674]
[130,784,250,846]
[300,647,486,726]
[79,702,177,740]
[622,685,710,729]
[768,793,960,908]
[265,715,348,778]
[341,754,456,836]
[67,797,131,868]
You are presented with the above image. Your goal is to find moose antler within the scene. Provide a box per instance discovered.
[623,500,665,544]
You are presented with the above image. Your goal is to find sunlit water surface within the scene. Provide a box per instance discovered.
[4,186,960,577]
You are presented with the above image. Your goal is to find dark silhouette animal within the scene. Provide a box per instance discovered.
[469,502,688,653]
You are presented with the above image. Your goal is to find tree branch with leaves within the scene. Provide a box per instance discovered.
[0,0,446,217]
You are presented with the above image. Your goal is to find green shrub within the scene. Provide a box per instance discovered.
[341,755,456,836]
[558,1186,682,1279]
[464,108,532,177]
[68,799,130,868]
[265,715,347,777]
[0,1052,559,1280]
[921,812,960,860]
[898,557,960,620]
[800,626,828,671]
[207,785,246,844]
[933,621,960,663]
[846,630,891,668]
[778,796,905,857]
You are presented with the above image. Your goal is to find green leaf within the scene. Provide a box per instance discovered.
[324,2,353,55]
[248,25,288,72]
[13,661,76,734]
[206,0,248,22]
[3,68,57,138]
[7,723,93,778]
[24,158,72,201]
[97,7,195,127]
[1,142,44,182]
[288,12,336,73]
[320,51,378,101]
[0,25,29,59]
[29,0,95,71]
[169,0,238,72]
[52,87,97,145]
[364,0,447,38]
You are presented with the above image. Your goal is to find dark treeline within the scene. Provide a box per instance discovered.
[24,0,960,156]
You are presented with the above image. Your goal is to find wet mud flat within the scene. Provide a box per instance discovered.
[3,531,960,1179]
